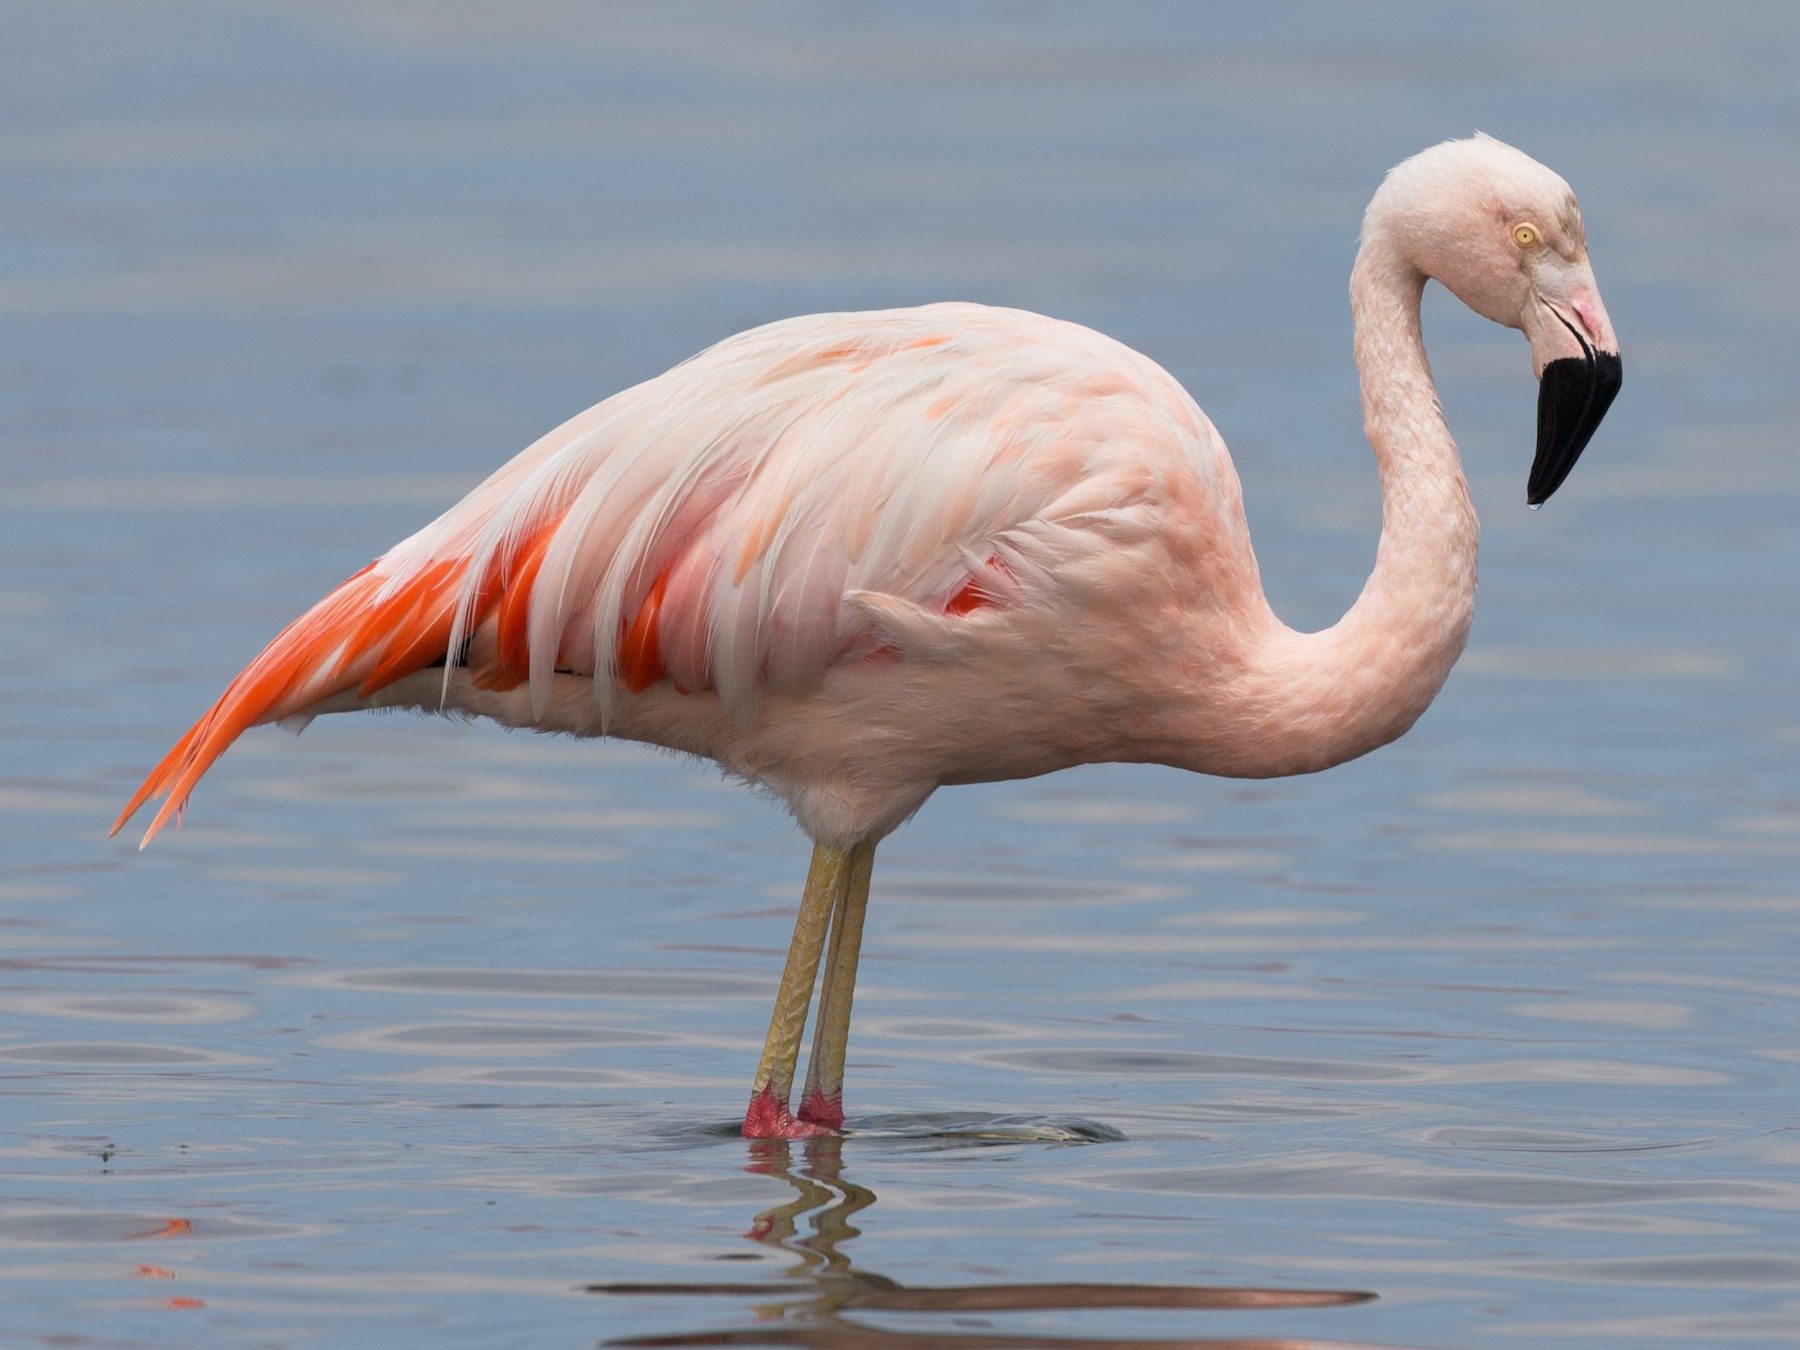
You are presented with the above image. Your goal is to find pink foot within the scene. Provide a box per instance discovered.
[742,1084,836,1140]
[795,1086,844,1132]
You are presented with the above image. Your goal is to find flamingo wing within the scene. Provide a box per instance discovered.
[116,302,1225,845]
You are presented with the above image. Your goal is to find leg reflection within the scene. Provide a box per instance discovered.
[587,1138,1397,1348]
[747,1137,873,1271]
[739,1136,887,1322]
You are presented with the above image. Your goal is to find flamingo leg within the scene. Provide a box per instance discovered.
[743,842,851,1139]
[798,840,876,1130]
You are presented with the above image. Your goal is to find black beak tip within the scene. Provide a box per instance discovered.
[1530,348,1622,506]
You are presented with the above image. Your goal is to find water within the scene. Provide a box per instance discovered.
[4,3,1799,1345]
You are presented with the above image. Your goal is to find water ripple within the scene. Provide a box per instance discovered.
[294,966,769,999]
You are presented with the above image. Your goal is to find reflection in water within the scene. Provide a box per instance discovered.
[590,1134,1389,1349]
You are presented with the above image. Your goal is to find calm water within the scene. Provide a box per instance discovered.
[4,4,1799,1346]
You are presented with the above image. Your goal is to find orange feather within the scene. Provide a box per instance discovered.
[618,569,671,694]
[479,525,557,690]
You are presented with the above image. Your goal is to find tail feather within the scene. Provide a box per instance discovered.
[112,716,210,840]
[113,506,640,848]
[113,559,477,848]
[353,562,467,698]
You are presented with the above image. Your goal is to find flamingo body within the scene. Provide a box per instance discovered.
[117,136,1622,1137]
[121,303,1257,846]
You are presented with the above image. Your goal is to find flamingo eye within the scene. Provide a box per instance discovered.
[1511,221,1542,249]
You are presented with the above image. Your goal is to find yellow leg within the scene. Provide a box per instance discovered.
[798,840,876,1129]
[744,843,851,1138]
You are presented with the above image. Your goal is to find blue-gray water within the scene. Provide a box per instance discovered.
[4,4,1798,1346]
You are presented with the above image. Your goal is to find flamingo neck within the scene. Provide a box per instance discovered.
[1196,227,1479,778]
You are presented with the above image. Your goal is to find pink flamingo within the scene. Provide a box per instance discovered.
[115,136,1620,1139]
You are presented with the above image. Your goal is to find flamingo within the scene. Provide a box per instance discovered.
[115,135,1621,1139]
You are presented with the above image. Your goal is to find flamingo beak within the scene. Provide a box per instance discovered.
[1528,306,1622,506]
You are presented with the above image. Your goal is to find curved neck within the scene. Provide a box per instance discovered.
[1185,228,1479,778]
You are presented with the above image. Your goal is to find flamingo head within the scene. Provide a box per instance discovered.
[1369,133,1623,505]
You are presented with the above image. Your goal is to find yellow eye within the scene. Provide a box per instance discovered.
[1512,221,1542,249]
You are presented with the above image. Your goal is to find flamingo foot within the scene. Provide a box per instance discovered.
[742,1084,836,1140]
[795,1085,844,1131]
